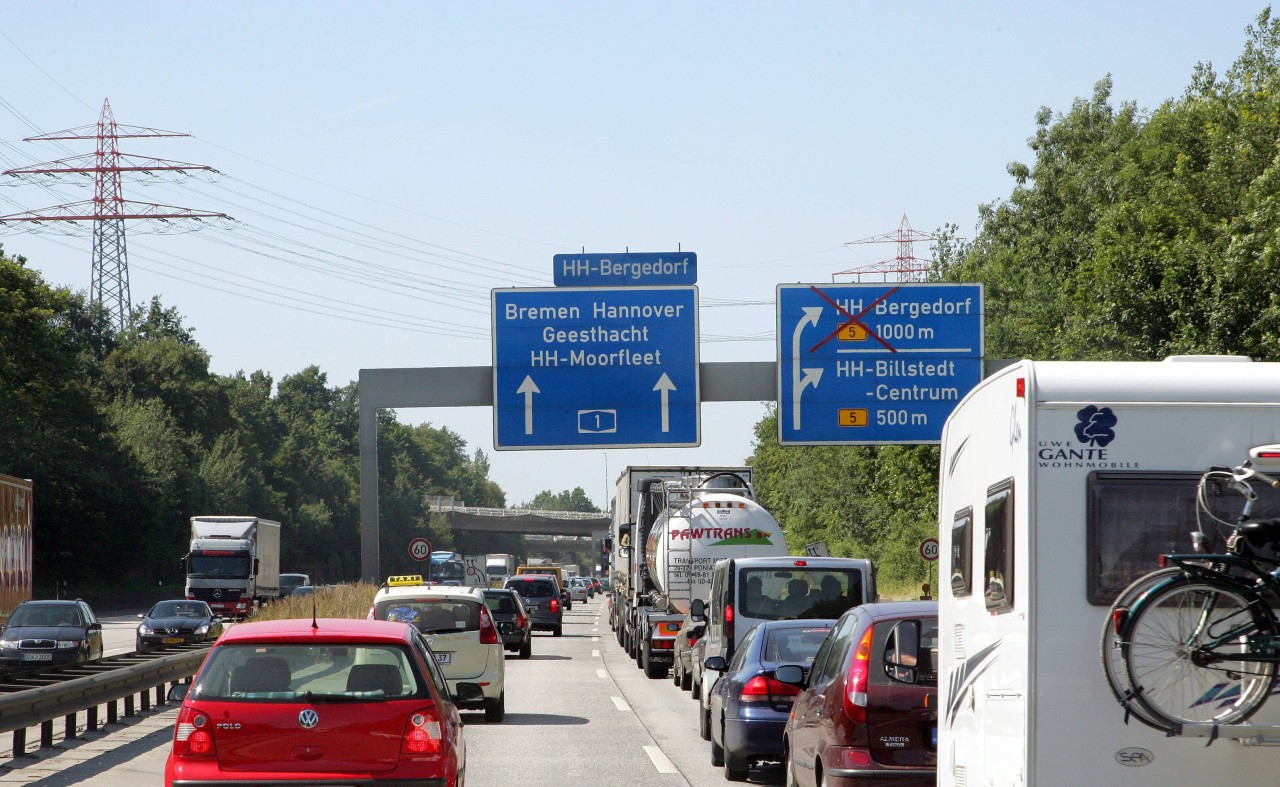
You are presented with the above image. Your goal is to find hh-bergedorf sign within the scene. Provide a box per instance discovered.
[492,286,700,449]
[552,252,697,287]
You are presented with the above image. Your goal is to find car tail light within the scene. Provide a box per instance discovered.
[479,605,499,645]
[837,747,872,767]
[173,707,216,757]
[402,706,443,754]
[844,626,875,724]
[740,673,801,703]
[516,612,527,629]
[724,604,734,641]
[549,597,560,614]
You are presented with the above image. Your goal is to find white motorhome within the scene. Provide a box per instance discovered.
[938,358,1280,786]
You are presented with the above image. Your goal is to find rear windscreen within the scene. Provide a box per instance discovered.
[738,568,864,620]
[191,643,427,701]
[762,626,832,664]
[507,580,557,599]
[372,598,482,633]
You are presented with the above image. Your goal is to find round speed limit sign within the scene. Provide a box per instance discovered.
[919,538,940,562]
[409,537,431,562]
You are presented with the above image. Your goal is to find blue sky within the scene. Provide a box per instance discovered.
[0,2,1269,510]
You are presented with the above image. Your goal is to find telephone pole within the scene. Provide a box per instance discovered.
[0,99,230,330]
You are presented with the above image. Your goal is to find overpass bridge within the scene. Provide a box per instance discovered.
[428,500,609,537]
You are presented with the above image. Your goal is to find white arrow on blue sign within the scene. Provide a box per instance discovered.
[776,282,984,445]
[492,286,700,449]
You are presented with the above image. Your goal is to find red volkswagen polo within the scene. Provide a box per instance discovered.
[165,617,470,786]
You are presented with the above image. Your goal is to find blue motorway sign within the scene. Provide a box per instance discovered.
[553,252,697,287]
[776,283,984,444]
[492,286,700,449]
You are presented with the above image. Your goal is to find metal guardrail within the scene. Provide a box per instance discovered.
[0,647,208,756]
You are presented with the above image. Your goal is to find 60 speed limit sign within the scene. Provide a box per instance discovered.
[919,538,940,561]
[409,537,432,562]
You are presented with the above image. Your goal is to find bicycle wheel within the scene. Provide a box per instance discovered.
[1099,567,1184,726]
[1122,579,1278,729]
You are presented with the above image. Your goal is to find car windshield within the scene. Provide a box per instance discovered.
[372,598,482,633]
[151,602,208,618]
[189,642,427,701]
[8,605,81,627]
[280,575,308,589]
[762,626,832,665]
[508,579,557,599]
[738,568,865,620]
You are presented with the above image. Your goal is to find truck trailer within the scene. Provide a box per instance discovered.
[938,357,1280,786]
[183,515,281,619]
[0,474,33,625]
[609,466,788,678]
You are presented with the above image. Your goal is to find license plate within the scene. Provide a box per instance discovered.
[22,653,52,661]
[527,605,539,612]
[435,652,452,665]
[163,637,185,644]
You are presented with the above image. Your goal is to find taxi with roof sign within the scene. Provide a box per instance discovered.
[368,575,507,722]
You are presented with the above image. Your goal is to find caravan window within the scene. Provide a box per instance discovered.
[1085,471,1280,605]
[983,480,1015,613]
[950,507,972,597]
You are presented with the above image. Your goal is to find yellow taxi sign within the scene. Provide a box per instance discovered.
[387,574,425,587]
[837,323,868,341]
[838,408,869,427]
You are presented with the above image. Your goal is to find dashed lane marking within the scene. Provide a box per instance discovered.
[611,696,631,712]
[643,745,679,774]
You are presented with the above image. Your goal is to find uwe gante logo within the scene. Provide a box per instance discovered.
[1074,405,1117,447]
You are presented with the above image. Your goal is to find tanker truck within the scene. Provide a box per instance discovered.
[609,466,787,678]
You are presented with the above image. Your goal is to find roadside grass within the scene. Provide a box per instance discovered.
[249,582,379,621]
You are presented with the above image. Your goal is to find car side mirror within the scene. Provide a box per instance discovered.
[703,655,728,672]
[689,598,706,621]
[137,613,145,619]
[884,620,921,684]
[168,683,190,702]
[87,622,102,631]
[773,664,806,686]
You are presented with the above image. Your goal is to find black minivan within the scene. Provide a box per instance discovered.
[503,575,563,637]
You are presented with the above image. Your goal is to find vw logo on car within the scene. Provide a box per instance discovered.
[298,709,319,729]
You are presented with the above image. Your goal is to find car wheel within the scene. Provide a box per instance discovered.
[643,648,666,679]
[136,637,147,654]
[784,745,799,787]
[519,639,532,659]
[484,691,505,723]
[710,719,725,766]
[724,746,748,782]
[553,625,563,637]
[672,660,682,686]
[680,665,692,691]
[699,698,711,741]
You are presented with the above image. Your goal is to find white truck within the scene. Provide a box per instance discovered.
[183,515,281,619]
[938,357,1280,786]
[0,474,33,626]
[485,554,516,586]
[609,466,788,678]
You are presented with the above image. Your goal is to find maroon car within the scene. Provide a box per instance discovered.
[777,601,937,787]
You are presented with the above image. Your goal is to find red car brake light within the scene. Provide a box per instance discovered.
[173,707,216,757]
[740,673,801,703]
[549,596,560,614]
[479,605,499,645]
[725,604,734,640]
[402,706,443,754]
[844,626,875,724]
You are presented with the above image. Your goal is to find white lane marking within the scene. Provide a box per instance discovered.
[597,669,608,679]
[643,745,679,774]
[592,636,600,642]
[611,696,631,712]
[592,649,600,657]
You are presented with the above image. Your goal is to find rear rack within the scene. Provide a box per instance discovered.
[1172,722,1280,746]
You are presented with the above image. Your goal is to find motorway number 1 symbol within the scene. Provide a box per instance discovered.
[409,537,431,562]
[919,538,940,562]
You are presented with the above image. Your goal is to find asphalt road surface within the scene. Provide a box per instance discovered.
[0,601,779,786]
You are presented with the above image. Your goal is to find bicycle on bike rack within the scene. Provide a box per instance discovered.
[1107,445,1280,733]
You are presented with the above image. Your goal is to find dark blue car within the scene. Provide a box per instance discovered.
[704,619,835,781]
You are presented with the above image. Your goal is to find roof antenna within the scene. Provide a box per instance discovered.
[311,592,319,630]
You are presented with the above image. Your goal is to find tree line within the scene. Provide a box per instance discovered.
[0,261,506,594]
[750,9,1280,592]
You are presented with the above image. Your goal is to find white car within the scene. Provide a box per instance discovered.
[368,574,507,721]
[567,577,591,603]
